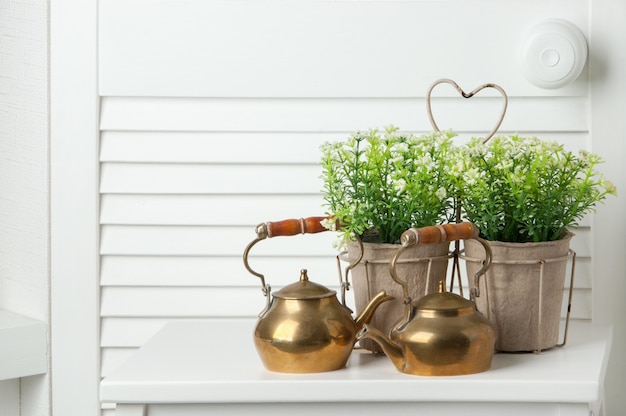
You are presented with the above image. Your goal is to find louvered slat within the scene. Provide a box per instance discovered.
[99,97,589,133]
[100,194,326,225]
[97,2,596,414]
[98,0,588,98]
[100,256,342,287]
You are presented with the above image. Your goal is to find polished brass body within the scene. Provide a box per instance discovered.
[254,269,392,373]
[357,224,496,376]
[359,281,496,376]
[243,217,393,373]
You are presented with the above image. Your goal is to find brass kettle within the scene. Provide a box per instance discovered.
[357,223,496,376]
[243,217,393,373]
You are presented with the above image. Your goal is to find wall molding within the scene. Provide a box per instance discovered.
[50,0,100,415]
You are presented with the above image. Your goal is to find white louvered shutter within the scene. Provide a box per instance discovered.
[98,0,594,385]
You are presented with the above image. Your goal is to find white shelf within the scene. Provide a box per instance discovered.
[101,319,611,416]
[0,310,47,381]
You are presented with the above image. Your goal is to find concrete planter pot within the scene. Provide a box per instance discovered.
[346,240,450,353]
[463,230,575,352]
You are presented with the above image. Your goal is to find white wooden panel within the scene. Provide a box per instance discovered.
[571,257,591,289]
[100,225,590,257]
[100,131,591,164]
[100,194,325,225]
[101,318,177,348]
[102,312,595,350]
[100,287,298,317]
[97,3,597,404]
[100,163,322,194]
[99,97,589,133]
[100,132,344,164]
[100,348,137,378]
[99,195,595,228]
[561,289,591,321]
[100,256,341,287]
[100,322,595,383]
[565,227,591,258]
[100,285,590,321]
[0,311,47,381]
[51,1,100,414]
[100,254,591,290]
[100,225,337,256]
[101,317,255,348]
[100,285,587,319]
[0,380,19,416]
[98,0,589,97]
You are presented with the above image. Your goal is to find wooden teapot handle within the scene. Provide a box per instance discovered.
[399,223,479,247]
[243,216,337,299]
[390,223,492,301]
[261,216,335,238]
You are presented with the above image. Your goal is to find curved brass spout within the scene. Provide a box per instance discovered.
[357,325,405,372]
[354,290,394,331]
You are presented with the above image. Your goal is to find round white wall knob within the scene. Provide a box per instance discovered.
[520,19,588,89]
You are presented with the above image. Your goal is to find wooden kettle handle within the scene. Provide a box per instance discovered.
[244,216,338,297]
[262,217,335,238]
[400,223,479,247]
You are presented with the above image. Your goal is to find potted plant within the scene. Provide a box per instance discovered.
[455,135,617,352]
[319,125,458,351]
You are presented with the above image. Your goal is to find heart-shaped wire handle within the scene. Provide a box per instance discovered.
[425,78,508,143]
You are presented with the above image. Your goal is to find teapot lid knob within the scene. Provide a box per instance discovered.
[273,269,335,300]
[438,280,446,293]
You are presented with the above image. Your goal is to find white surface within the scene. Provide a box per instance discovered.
[0,310,47,381]
[590,2,626,416]
[0,2,51,415]
[101,320,611,408]
[113,401,592,416]
[40,0,625,414]
[50,0,100,415]
[98,0,589,97]
[0,380,19,416]
[98,96,590,132]
[96,3,597,409]
[520,19,588,89]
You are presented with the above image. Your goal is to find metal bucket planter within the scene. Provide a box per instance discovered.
[342,239,451,353]
[462,230,576,353]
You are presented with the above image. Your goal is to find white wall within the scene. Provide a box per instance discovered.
[590,1,626,413]
[0,1,50,416]
[1,0,624,415]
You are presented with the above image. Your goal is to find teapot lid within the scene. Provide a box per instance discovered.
[273,269,337,300]
[413,281,475,316]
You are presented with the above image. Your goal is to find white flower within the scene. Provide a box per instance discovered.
[320,217,337,231]
[332,238,346,251]
[394,178,407,195]
[391,142,409,154]
[435,187,447,201]
[602,179,617,195]
[495,159,513,171]
[384,124,399,134]
[464,167,481,186]
[416,154,435,170]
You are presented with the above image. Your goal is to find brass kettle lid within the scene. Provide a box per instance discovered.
[273,269,337,300]
[413,281,475,316]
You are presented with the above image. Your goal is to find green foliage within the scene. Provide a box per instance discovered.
[320,128,616,246]
[319,126,457,247]
[453,135,617,242]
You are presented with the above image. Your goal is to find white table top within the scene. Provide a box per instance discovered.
[101,319,611,405]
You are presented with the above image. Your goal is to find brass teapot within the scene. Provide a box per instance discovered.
[243,216,393,373]
[357,223,496,376]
